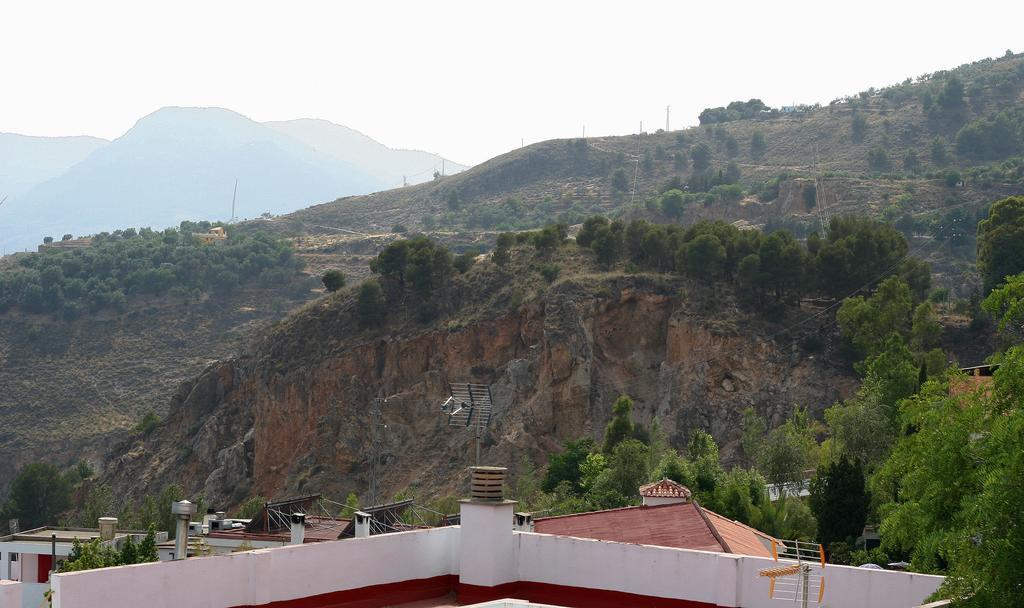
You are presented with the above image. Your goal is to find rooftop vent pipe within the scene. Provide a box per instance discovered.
[171,500,197,560]
[289,513,306,545]
[469,466,506,502]
[97,517,117,541]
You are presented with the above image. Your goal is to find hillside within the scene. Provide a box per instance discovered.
[0,228,323,500]
[253,53,1024,295]
[98,235,862,509]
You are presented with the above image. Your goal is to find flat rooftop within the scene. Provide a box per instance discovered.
[1,527,143,545]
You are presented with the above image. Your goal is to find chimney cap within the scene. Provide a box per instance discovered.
[171,500,197,516]
[469,466,507,502]
[290,512,306,524]
[639,478,692,500]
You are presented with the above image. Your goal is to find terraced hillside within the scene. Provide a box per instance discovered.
[252,52,1024,296]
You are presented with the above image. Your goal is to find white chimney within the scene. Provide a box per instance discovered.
[202,509,216,533]
[97,517,117,541]
[353,511,372,538]
[289,513,306,545]
[513,512,534,532]
[459,466,517,588]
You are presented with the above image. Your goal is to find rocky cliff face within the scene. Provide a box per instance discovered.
[102,276,855,508]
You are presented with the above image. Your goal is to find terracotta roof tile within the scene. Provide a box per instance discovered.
[533,501,777,558]
[638,479,692,499]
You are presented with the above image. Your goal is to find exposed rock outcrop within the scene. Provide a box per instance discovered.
[102,276,855,507]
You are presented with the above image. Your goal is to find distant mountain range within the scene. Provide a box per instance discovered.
[0,107,466,252]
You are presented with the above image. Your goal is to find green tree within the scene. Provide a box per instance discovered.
[867,146,891,172]
[588,439,650,509]
[725,135,739,158]
[356,280,386,327]
[930,136,950,166]
[603,395,635,454]
[0,462,72,530]
[824,383,897,467]
[611,168,629,192]
[982,271,1024,339]
[977,195,1024,293]
[910,302,942,350]
[322,270,346,292]
[757,407,818,492]
[874,348,1024,600]
[740,407,767,467]
[837,276,913,362]
[493,233,515,267]
[690,143,712,171]
[541,438,596,494]
[851,114,868,143]
[236,496,267,519]
[659,189,686,218]
[809,456,869,549]
[683,234,726,280]
[750,131,766,158]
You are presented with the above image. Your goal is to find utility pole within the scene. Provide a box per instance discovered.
[442,159,445,177]
[582,124,585,139]
[403,175,407,187]
[640,120,643,134]
[666,106,671,131]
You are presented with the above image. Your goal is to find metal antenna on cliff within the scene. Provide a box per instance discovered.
[439,383,494,466]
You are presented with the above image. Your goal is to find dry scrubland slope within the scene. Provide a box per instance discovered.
[255,53,1024,292]
[0,280,317,499]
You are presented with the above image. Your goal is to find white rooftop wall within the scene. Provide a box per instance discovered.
[0,580,22,608]
[51,526,459,608]
[516,532,944,608]
[47,517,944,608]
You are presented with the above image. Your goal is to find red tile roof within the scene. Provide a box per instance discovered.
[639,479,692,499]
[533,502,776,558]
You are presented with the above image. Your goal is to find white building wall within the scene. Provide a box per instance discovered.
[515,533,740,606]
[516,532,944,608]
[735,554,944,608]
[51,526,459,608]
[0,580,22,608]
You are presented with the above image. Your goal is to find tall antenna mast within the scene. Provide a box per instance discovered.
[230,179,238,223]
[666,106,671,131]
[367,398,389,506]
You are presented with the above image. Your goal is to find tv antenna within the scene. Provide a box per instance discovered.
[439,383,494,466]
[230,179,238,223]
[758,539,826,608]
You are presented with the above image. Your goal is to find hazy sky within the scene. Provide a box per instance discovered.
[1,1,1022,166]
